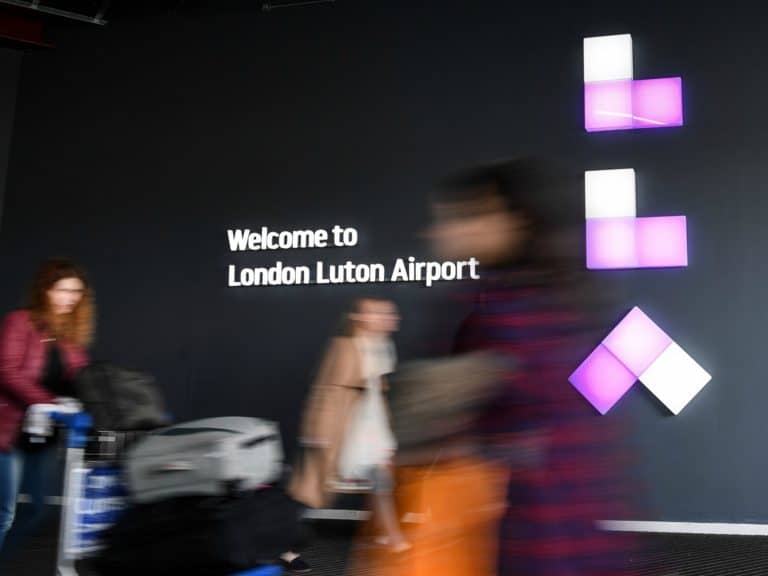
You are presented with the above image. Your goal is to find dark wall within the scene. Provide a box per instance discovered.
[0,48,20,232]
[1,1,767,522]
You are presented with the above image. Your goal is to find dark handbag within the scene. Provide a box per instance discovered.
[74,363,168,431]
[95,489,302,576]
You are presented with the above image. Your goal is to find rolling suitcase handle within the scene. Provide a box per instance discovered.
[151,461,196,473]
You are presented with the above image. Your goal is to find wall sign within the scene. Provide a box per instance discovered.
[571,35,710,414]
[226,226,481,287]
[585,168,688,269]
[569,307,711,414]
[584,34,684,132]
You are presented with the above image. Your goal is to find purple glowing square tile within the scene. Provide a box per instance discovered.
[569,344,638,415]
[631,77,683,128]
[602,307,673,377]
[586,217,637,269]
[636,216,688,267]
[584,80,633,132]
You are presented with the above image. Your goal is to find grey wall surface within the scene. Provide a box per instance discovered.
[0,1,766,522]
[0,48,21,233]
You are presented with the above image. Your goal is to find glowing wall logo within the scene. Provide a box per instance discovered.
[584,34,683,132]
[585,168,688,269]
[571,35,710,415]
[569,307,711,414]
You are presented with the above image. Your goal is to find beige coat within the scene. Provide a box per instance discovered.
[290,336,386,508]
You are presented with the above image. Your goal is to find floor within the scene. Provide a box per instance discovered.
[4,516,768,575]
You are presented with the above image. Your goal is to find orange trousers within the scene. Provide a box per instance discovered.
[348,457,506,576]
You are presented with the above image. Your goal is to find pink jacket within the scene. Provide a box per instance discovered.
[0,310,89,451]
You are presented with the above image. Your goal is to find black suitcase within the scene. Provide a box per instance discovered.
[94,489,303,576]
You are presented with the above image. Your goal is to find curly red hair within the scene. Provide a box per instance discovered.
[27,259,95,347]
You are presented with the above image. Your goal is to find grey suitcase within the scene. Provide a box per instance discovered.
[124,417,283,504]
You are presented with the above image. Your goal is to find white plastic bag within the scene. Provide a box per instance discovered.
[337,383,396,480]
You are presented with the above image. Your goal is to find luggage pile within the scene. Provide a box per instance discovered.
[54,363,300,576]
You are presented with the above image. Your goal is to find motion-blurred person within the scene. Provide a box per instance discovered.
[291,297,410,555]
[430,157,641,576]
[0,259,93,557]
[345,351,508,576]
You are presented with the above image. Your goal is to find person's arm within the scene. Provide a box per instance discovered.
[0,312,55,407]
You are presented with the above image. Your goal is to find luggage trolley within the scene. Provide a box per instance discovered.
[53,411,127,576]
[52,411,282,576]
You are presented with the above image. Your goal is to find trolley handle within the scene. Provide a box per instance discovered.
[51,412,94,449]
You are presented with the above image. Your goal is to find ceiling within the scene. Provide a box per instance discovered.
[0,0,335,47]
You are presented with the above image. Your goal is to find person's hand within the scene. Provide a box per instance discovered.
[23,403,58,437]
[54,396,83,414]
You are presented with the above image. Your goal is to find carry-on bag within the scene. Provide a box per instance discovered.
[124,416,284,503]
[74,363,168,431]
[94,489,302,576]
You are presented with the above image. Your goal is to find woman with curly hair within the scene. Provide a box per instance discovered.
[0,259,94,555]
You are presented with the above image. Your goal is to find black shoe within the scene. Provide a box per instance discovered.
[280,556,312,574]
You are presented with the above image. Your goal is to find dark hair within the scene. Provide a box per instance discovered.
[27,258,95,346]
[435,157,611,315]
[435,156,580,232]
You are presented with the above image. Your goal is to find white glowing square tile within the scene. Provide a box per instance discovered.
[584,34,633,83]
[639,342,711,415]
[585,169,636,219]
